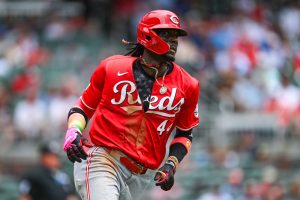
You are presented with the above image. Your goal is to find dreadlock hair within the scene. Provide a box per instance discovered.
[122,39,144,57]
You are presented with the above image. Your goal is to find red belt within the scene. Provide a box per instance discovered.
[104,148,147,175]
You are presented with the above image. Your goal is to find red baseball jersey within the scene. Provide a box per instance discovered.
[80,55,199,169]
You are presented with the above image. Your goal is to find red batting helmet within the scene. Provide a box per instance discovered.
[137,10,187,55]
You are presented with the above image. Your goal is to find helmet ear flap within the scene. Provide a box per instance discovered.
[138,26,170,55]
[141,27,152,42]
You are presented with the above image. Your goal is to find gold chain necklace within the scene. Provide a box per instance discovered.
[148,65,168,94]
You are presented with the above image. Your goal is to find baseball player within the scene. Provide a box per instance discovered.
[63,9,199,200]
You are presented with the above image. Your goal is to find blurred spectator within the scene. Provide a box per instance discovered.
[238,180,261,200]
[197,185,232,200]
[19,142,78,200]
[264,73,300,128]
[256,166,279,198]
[232,75,265,111]
[278,4,300,41]
[234,131,258,164]
[286,179,300,200]
[47,75,79,139]
[5,25,39,68]
[44,15,68,41]
[220,168,245,198]
[216,70,237,112]
[264,183,285,200]
[0,54,11,77]
[13,72,47,140]
[0,81,15,151]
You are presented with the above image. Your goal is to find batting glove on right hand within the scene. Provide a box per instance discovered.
[63,127,91,163]
[154,160,176,191]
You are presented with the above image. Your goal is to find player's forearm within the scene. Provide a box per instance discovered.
[168,128,193,163]
[67,107,88,132]
[154,129,193,191]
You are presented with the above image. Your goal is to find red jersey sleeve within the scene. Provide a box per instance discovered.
[176,79,200,131]
[78,61,106,118]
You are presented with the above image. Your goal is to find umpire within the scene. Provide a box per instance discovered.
[19,142,78,200]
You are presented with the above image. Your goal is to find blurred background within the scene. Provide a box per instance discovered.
[1,0,300,199]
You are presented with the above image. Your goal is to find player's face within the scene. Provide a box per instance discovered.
[155,29,179,61]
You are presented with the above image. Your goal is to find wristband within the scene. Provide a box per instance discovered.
[167,156,179,169]
[171,137,192,153]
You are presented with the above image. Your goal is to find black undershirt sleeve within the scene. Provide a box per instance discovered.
[168,128,193,163]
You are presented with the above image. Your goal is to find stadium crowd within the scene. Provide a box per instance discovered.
[1,0,300,199]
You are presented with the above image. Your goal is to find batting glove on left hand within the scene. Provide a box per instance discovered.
[154,160,176,191]
[63,127,91,163]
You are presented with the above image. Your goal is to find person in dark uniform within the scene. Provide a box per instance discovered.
[19,142,78,200]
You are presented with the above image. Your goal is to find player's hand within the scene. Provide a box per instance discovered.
[63,127,91,163]
[154,160,176,191]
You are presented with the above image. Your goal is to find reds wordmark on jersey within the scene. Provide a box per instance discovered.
[80,55,199,169]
